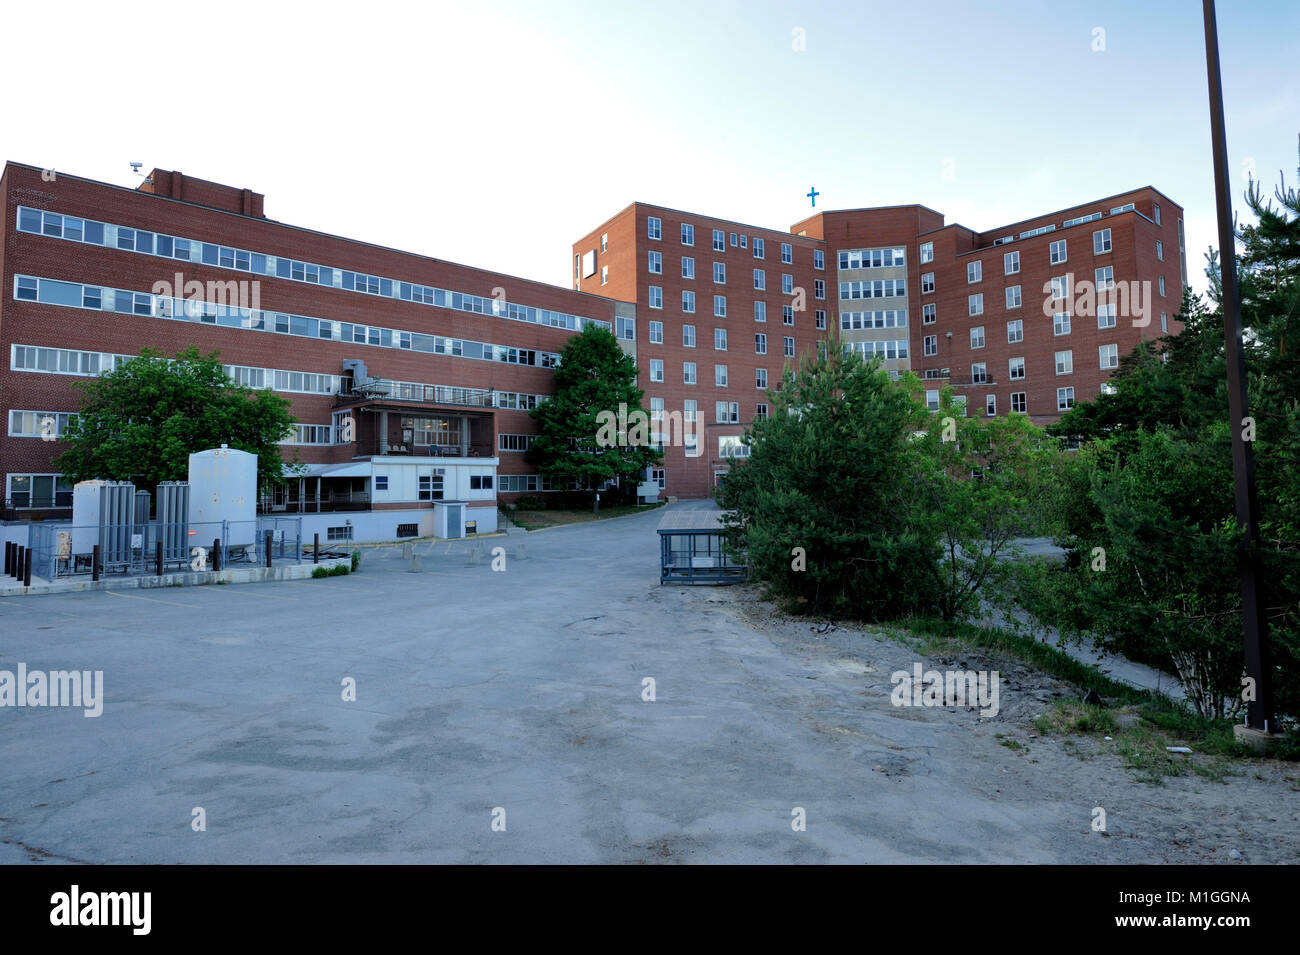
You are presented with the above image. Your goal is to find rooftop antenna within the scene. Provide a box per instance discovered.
[129,162,153,185]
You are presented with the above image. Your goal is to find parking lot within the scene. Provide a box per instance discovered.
[1,503,1294,864]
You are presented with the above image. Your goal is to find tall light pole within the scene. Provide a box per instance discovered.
[1202,0,1275,736]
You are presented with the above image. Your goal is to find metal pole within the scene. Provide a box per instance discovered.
[265,531,273,568]
[92,544,100,581]
[14,545,24,579]
[23,549,32,587]
[4,540,12,576]
[213,538,221,572]
[1203,0,1274,733]
[156,540,163,576]
[313,533,319,564]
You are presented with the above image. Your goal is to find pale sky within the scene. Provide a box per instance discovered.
[4,0,1297,299]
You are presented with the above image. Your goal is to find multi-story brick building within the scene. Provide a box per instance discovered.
[1,162,622,538]
[575,188,1185,498]
[2,160,1185,527]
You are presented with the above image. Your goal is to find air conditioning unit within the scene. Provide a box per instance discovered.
[941,368,951,376]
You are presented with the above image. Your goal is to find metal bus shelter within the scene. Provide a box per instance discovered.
[657,508,746,585]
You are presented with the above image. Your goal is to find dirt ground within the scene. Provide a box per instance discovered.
[725,584,1300,864]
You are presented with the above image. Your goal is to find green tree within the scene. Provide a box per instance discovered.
[525,325,662,512]
[716,347,940,621]
[912,389,1057,621]
[1038,169,1300,720]
[55,346,300,495]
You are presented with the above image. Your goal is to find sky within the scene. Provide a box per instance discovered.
[3,0,1297,299]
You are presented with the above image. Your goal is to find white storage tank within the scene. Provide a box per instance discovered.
[188,446,257,547]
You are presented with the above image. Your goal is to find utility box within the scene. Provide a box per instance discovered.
[433,501,467,539]
[188,447,257,546]
[71,480,136,564]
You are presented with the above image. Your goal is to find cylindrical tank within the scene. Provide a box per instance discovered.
[187,447,257,546]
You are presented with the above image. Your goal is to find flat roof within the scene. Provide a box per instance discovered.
[657,508,727,532]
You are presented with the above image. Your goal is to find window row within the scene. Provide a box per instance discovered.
[17,206,610,335]
[13,276,561,370]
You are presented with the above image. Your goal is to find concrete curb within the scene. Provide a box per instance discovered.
[508,506,667,533]
[0,558,350,598]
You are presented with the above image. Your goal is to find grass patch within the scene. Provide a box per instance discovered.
[311,563,350,578]
[509,502,664,531]
[1034,701,1116,736]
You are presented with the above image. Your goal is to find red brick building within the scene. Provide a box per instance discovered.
[1,162,621,538]
[2,161,1185,526]
[574,188,1185,499]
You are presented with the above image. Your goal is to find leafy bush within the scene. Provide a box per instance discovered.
[312,563,350,578]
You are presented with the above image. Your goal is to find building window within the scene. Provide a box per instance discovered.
[683,362,697,384]
[922,303,936,325]
[649,286,663,309]
[715,364,729,387]
[925,389,941,411]
[756,368,768,389]
[1159,275,1166,296]
[714,262,726,284]
[1095,266,1114,291]
[1007,319,1023,343]
[1005,285,1022,309]
[730,232,738,247]
[681,223,694,246]
[375,475,389,491]
[782,305,794,325]
[682,290,695,313]
[682,256,695,279]
[1054,311,1071,336]
[754,301,766,322]
[616,316,635,340]
[1099,343,1119,370]
[970,326,985,349]
[740,235,747,249]
[1011,392,1027,413]
[1057,386,1075,411]
[755,333,767,354]
[967,261,982,283]
[599,234,608,254]
[814,279,825,300]
[1009,357,1025,380]
[1097,304,1116,329]
[924,335,938,356]
[647,216,662,240]
[968,293,983,316]
[1055,350,1073,375]
[714,328,727,351]
[952,395,968,417]
[651,468,666,489]
[648,251,662,274]
[714,295,727,317]
[922,272,935,294]
[713,229,725,251]
[753,237,765,259]
[683,324,696,347]
[1050,275,1069,300]
[753,268,766,290]
[814,249,824,270]
[650,358,664,382]
[781,243,793,264]
[649,320,664,344]
[784,336,795,358]
[1004,250,1020,275]
[1153,202,1162,225]
[1161,311,1168,333]
[971,362,987,384]
[1093,228,1112,254]
[756,403,768,419]
[986,394,996,416]
[600,266,608,285]
[920,241,934,264]
[1049,239,1067,265]
[1156,239,1164,261]
[815,309,826,329]
[781,274,794,295]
